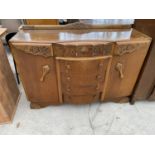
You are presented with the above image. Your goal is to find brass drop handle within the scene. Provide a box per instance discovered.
[116,63,124,79]
[40,65,50,82]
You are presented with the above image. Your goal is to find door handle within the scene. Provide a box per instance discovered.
[40,65,50,82]
[116,63,124,79]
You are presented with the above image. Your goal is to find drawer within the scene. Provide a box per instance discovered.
[53,42,113,57]
[63,94,100,104]
[59,58,109,75]
[61,74,105,86]
[62,83,103,95]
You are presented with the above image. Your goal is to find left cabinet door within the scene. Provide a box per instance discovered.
[10,43,60,107]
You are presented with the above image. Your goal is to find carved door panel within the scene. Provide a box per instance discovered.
[10,43,60,106]
[56,56,112,104]
[104,41,151,100]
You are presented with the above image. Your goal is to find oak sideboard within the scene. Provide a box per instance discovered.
[9,22,151,108]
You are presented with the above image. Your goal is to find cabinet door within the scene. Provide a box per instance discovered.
[10,43,60,106]
[104,41,151,100]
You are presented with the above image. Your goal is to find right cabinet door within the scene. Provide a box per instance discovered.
[104,40,151,100]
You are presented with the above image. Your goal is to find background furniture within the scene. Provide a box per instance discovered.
[24,19,59,25]
[131,20,155,103]
[80,19,134,28]
[0,28,7,38]
[9,22,151,108]
[0,27,7,44]
[0,20,22,84]
[0,19,23,34]
[0,29,20,124]
[5,32,20,84]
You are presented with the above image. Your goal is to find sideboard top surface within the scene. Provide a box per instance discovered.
[10,26,151,44]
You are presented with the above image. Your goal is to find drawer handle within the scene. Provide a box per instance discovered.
[40,65,50,82]
[116,63,124,79]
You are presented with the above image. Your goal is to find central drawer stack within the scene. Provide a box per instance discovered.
[54,42,113,104]
[56,56,112,104]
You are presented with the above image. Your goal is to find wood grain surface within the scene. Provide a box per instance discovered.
[0,40,20,123]
[9,22,151,107]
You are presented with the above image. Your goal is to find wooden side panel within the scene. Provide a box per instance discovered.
[105,41,151,100]
[0,41,20,123]
[10,44,60,106]
[132,19,155,101]
[149,87,155,101]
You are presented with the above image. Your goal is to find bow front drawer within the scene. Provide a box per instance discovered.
[53,42,113,57]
